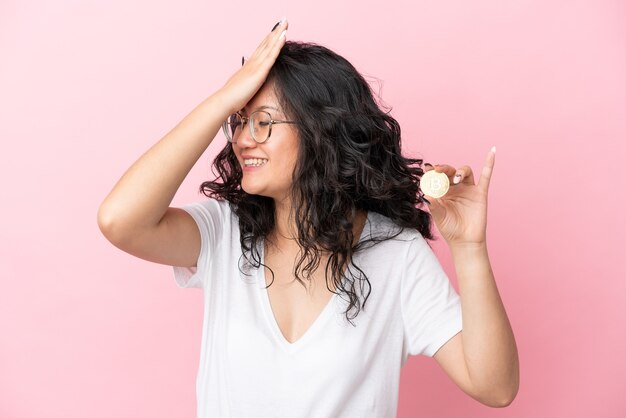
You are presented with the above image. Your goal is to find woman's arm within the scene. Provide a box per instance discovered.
[424,149,519,406]
[96,92,230,266]
[97,19,289,267]
[451,243,519,405]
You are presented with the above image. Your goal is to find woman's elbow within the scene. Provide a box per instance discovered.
[481,386,518,408]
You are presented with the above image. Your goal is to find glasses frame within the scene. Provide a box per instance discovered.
[222,110,298,144]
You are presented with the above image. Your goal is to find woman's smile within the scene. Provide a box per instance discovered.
[243,157,269,169]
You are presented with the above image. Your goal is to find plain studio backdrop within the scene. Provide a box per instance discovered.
[1,1,624,417]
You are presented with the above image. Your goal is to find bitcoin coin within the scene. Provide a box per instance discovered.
[420,170,450,198]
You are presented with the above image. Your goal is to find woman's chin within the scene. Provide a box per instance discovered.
[241,183,269,198]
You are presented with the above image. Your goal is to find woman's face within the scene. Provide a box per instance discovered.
[232,82,299,203]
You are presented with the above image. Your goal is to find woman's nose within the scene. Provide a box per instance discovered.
[236,126,258,148]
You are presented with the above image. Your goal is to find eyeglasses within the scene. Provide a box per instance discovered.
[222,110,297,144]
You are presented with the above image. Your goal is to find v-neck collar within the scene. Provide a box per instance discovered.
[257,211,372,353]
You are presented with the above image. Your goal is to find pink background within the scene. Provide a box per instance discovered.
[1,0,625,417]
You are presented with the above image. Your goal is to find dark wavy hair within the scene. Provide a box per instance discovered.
[200,41,434,325]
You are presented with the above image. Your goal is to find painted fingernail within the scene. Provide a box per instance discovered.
[453,174,461,184]
[424,163,433,167]
[272,21,280,31]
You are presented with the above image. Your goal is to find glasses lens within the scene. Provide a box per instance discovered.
[224,113,242,142]
[251,111,271,143]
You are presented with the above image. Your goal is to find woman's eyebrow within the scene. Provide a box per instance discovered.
[240,105,279,114]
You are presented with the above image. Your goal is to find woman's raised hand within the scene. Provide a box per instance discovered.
[422,147,496,247]
[218,18,288,115]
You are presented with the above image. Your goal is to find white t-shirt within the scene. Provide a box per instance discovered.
[173,198,463,418]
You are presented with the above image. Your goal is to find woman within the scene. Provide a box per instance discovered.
[98,17,519,417]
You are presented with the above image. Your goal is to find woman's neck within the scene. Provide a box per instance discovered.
[272,197,299,242]
[270,199,367,250]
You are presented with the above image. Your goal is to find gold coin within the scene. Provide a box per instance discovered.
[420,170,450,198]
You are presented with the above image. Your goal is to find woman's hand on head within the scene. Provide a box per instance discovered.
[218,18,288,115]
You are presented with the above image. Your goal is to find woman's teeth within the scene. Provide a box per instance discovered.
[244,158,268,167]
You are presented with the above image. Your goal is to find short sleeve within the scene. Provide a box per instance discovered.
[172,198,227,289]
[401,234,463,357]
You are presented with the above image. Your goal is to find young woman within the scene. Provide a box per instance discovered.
[98,17,519,417]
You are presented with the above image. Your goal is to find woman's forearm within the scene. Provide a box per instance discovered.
[450,242,519,403]
[97,92,230,240]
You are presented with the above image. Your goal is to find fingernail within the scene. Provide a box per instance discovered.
[424,163,433,167]
[272,21,280,31]
[241,56,245,66]
[453,174,461,184]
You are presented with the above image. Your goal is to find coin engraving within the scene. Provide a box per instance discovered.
[420,170,450,198]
